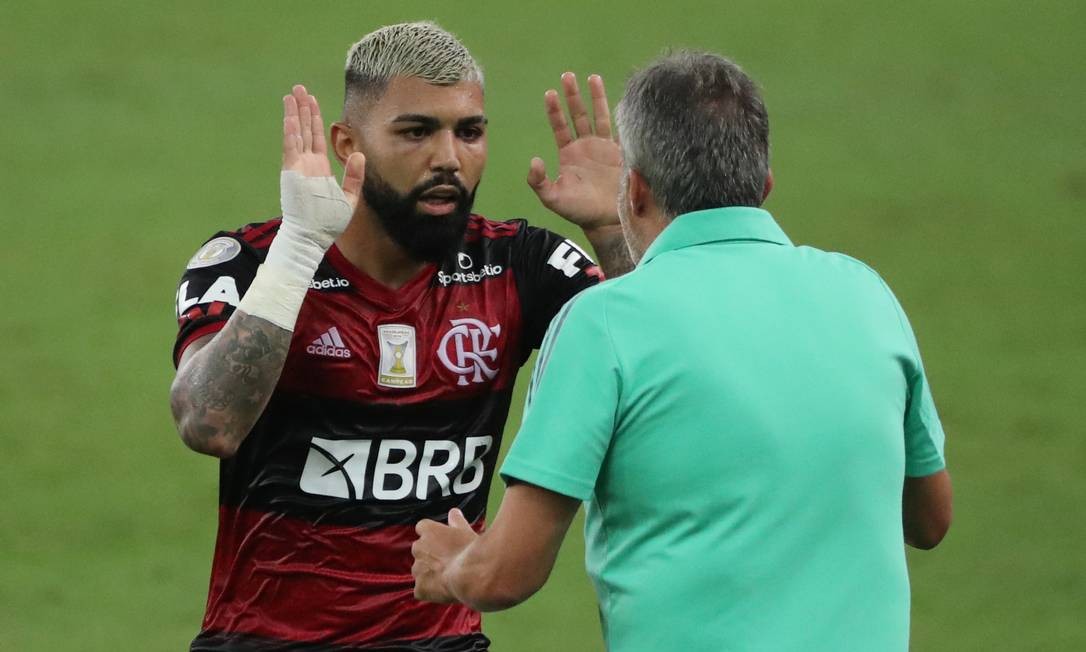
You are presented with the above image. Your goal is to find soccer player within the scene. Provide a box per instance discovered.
[412,51,953,651]
[169,22,627,651]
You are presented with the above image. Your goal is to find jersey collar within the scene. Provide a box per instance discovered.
[326,244,437,310]
[638,207,793,267]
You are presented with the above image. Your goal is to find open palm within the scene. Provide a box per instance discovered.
[528,73,622,231]
[282,84,364,209]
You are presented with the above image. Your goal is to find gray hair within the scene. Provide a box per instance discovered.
[615,51,770,217]
[344,21,483,110]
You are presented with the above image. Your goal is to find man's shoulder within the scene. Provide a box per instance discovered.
[794,246,901,299]
[463,213,527,242]
[807,247,883,280]
[544,276,616,330]
[214,216,284,252]
[462,214,577,250]
[183,217,282,268]
[787,246,917,341]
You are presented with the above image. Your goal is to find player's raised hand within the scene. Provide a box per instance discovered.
[282,84,365,208]
[278,85,363,250]
[528,73,622,232]
[282,85,334,177]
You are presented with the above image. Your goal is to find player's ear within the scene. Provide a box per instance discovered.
[330,121,357,166]
[762,168,774,203]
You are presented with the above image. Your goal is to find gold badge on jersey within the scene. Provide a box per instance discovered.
[378,324,417,388]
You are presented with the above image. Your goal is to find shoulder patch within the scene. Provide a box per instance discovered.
[187,236,242,269]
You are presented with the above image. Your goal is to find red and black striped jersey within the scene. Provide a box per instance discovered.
[173,214,602,651]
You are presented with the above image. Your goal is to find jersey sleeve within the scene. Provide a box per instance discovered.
[512,225,604,352]
[500,288,618,500]
[172,233,262,366]
[889,293,947,477]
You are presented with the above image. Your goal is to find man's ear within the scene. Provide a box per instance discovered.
[330,121,357,166]
[628,169,653,218]
[762,168,774,203]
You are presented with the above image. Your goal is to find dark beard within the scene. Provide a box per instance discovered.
[362,168,475,263]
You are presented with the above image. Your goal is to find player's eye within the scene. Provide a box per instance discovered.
[457,126,484,142]
[400,126,429,140]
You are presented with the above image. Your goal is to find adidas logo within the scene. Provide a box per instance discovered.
[306,326,352,359]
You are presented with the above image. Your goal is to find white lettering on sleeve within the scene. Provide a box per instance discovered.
[198,276,241,307]
[547,241,585,278]
[176,281,199,317]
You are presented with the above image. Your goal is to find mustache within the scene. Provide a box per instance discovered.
[412,172,469,199]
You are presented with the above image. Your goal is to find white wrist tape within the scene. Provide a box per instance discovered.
[237,172,353,331]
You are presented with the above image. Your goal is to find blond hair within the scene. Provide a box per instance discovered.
[344,21,483,110]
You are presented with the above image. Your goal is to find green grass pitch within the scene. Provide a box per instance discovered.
[1,1,1083,649]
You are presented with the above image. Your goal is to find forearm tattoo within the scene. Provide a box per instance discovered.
[170,311,291,455]
[592,231,634,279]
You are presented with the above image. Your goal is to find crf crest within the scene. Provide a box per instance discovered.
[438,318,502,386]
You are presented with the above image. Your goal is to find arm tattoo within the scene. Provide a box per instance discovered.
[590,230,634,279]
[170,310,291,456]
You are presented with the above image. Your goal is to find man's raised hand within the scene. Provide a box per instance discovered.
[282,84,365,212]
[277,85,363,252]
[528,73,622,232]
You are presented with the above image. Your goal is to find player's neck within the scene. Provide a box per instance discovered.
[334,212,431,290]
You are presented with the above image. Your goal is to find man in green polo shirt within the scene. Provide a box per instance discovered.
[411,51,952,651]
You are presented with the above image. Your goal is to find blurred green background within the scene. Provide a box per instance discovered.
[2,0,1083,649]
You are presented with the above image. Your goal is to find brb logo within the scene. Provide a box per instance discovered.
[438,318,502,386]
[299,435,493,501]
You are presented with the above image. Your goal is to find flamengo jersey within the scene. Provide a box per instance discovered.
[173,214,601,651]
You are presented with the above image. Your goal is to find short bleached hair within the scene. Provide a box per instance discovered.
[343,21,483,111]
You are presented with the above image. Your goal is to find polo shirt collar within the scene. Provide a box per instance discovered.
[639,207,793,267]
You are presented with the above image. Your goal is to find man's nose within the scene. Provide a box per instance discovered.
[430,130,461,173]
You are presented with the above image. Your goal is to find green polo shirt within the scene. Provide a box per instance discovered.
[501,207,946,652]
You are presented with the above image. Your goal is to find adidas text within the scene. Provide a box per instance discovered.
[306,344,352,358]
[307,327,352,358]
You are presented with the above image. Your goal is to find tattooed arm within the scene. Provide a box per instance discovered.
[169,85,365,459]
[170,311,291,458]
